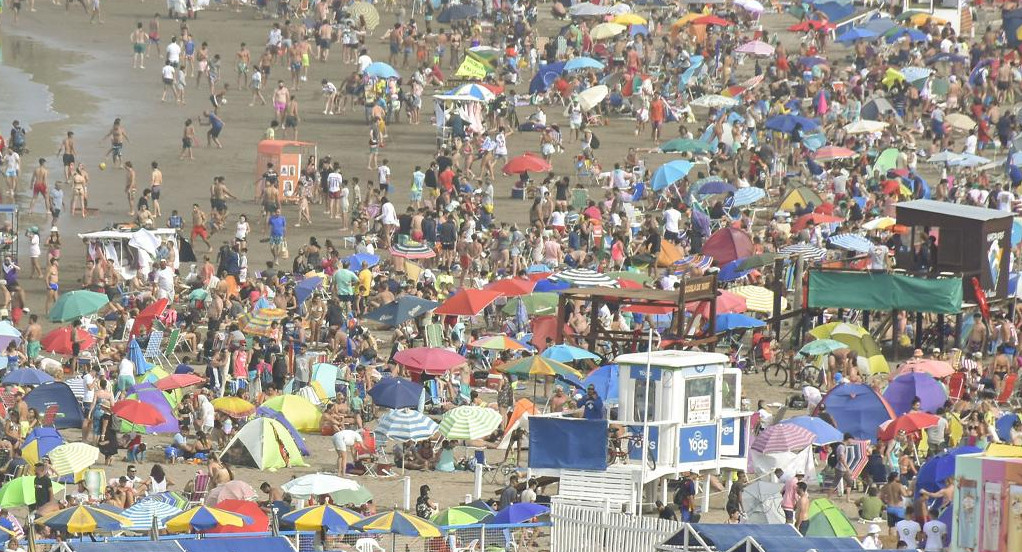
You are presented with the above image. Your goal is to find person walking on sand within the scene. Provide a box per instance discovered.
[48,181,64,227]
[44,258,59,315]
[27,227,42,279]
[56,131,76,181]
[249,67,266,106]
[179,119,196,160]
[161,60,176,102]
[131,23,147,69]
[146,14,160,58]
[100,118,128,168]
[283,96,300,140]
[150,161,163,217]
[29,158,48,214]
[367,119,381,170]
[89,0,102,25]
[3,148,21,200]
[191,204,211,251]
[70,164,88,218]
[201,110,225,149]
[272,81,290,123]
[123,161,136,215]
[236,42,250,89]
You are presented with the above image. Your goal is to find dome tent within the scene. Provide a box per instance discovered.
[219,418,308,471]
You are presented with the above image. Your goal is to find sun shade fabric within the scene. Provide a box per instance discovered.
[180,538,295,552]
[71,543,184,552]
[527,418,607,470]
[666,523,798,548]
[808,271,962,314]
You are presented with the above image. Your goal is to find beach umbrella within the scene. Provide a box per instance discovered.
[503,152,552,175]
[432,506,493,527]
[660,138,712,154]
[205,480,258,506]
[883,373,947,415]
[945,113,976,131]
[375,409,439,442]
[541,344,600,363]
[836,27,879,43]
[497,356,583,379]
[368,377,424,409]
[692,15,729,26]
[393,347,467,374]
[295,277,324,304]
[484,278,537,297]
[551,268,618,287]
[347,1,379,29]
[735,40,774,56]
[898,359,954,378]
[238,307,287,337]
[37,505,130,533]
[0,476,65,508]
[809,322,888,374]
[788,19,833,31]
[764,114,819,133]
[112,399,165,426]
[564,56,604,72]
[696,181,736,196]
[751,424,815,453]
[364,62,399,79]
[437,3,478,22]
[48,442,99,476]
[164,505,252,533]
[827,234,872,254]
[742,481,784,524]
[262,395,321,433]
[281,505,362,533]
[434,289,503,316]
[735,0,764,11]
[948,153,990,167]
[703,227,755,266]
[470,335,529,351]
[673,254,714,275]
[353,510,441,537]
[130,298,168,338]
[583,364,619,403]
[148,492,189,509]
[792,212,843,232]
[154,373,204,391]
[878,412,941,440]
[364,296,439,328]
[282,474,361,498]
[0,321,22,350]
[900,66,933,82]
[730,285,783,315]
[211,396,256,417]
[779,416,844,445]
[714,313,765,332]
[48,290,109,322]
[778,243,827,261]
[22,427,64,465]
[390,242,435,259]
[843,120,888,134]
[590,22,626,40]
[813,146,857,161]
[445,83,495,102]
[733,187,766,206]
[650,160,693,191]
[577,85,608,111]
[612,12,646,25]
[491,503,550,524]
[331,484,374,507]
[862,216,897,231]
[439,406,503,440]
[691,94,739,108]
[800,339,849,356]
[926,150,962,164]
[122,498,183,530]
[996,414,1019,442]
[348,253,380,269]
[501,293,558,316]
[2,368,53,386]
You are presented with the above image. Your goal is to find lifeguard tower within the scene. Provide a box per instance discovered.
[901,0,972,35]
[254,140,317,203]
[529,350,751,514]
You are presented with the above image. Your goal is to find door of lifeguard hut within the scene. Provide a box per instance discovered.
[255,140,317,203]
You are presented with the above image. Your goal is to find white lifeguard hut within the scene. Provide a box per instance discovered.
[902,0,973,36]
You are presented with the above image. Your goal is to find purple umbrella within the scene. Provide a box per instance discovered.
[132,387,179,434]
[492,503,549,524]
[691,209,712,237]
[882,372,947,415]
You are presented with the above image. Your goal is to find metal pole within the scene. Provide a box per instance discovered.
[474,464,483,500]
[402,476,412,510]
[639,326,655,512]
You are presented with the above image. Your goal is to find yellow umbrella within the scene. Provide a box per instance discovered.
[590,22,626,40]
[862,216,896,231]
[809,322,889,374]
[908,13,946,26]
[212,396,256,417]
[730,285,787,316]
[881,68,905,88]
[612,13,646,25]
[672,13,701,28]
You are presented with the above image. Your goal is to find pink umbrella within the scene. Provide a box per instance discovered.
[205,480,258,505]
[750,424,815,453]
[897,359,954,379]
[702,227,755,266]
[686,290,747,318]
[735,40,774,56]
[394,347,468,375]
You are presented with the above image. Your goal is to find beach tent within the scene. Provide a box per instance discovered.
[219,418,308,471]
[779,186,823,212]
[261,395,321,433]
[255,407,309,456]
[804,498,857,537]
[815,383,895,442]
[24,382,83,430]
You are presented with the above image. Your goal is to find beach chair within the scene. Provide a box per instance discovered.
[186,471,211,506]
[997,374,1018,406]
[449,537,478,552]
[41,405,59,428]
[424,323,445,348]
[571,188,589,212]
[144,330,165,360]
[473,449,504,485]
[162,328,182,364]
[947,372,965,402]
[354,431,381,477]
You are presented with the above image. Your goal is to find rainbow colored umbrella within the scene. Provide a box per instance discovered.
[281,504,362,532]
[470,335,529,351]
[163,505,252,533]
[36,505,131,533]
[496,356,583,379]
[353,510,442,537]
[238,308,287,337]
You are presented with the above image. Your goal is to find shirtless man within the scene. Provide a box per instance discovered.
[24,315,42,362]
[235,42,251,89]
[283,96,300,140]
[261,182,281,228]
[272,81,290,124]
[131,23,148,69]
[548,386,569,412]
[258,482,283,508]
[44,258,59,314]
[210,176,237,217]
[28,159,48,214]
[190,204,211,251]
[150,161,163,217]
[966,313,988,354]
[100,118,129,168]
[121,161,137,215]
[56,131,76,181]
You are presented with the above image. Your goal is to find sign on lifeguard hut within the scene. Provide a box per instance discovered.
[255,140,317,203]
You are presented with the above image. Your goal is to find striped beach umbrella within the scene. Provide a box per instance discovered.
[550,268,618,287]
[122,498,183,530]
[282,474,361,498]
[827,234,872,254]
[432,506,493,527]
[733,187,766,207]
[163,505,252,533]
[470,335,529,351]
[48,442,99,476]
[439,406,503,440]
[148,491,188,509]
[674,255,714,275]
[390,242,436,259]
[375,409,439,442]
[730,285,786,315]
[22,427,64,465]
[353,510,442,537]
[238,308,287,337]
[281,504,362,532]
[750,424,816,453]
[211,396,256,418]
[0,476,65,508]
[779,243,828,261]
[37,505,131,533]
[347,1,380,29]
[497,356,583,379]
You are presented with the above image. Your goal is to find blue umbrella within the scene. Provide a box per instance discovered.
[541,344,601,363]
[367,377,424,410]
[364,62,399,79]
[436,3,478,22]
[836,27,879,43]
[764,114,820,133]
[886,28,927,44]
[996,413,1019,442]
[535,279,570,292]
[933,446,981,485]
[733,187,766,207]
[696,181,736,195]
[364,296,440,327]
[717,260,753,283]
[900,66,932,83]
[348,253,380,269]
[861,17,898,35]
[780,416,843,445]
[2,368,55,386]
[651,160,694,191]
[491,503,549,524]
[630,24,649,36]
[526,264,550,274]
[584,364,619,403]
[715,313,765,332]
[295,276,324,304]
[128,338,153,375]
[375,408,439,442]
[828,234,873,254]
[564,56,605,72]
[798,56,828,68]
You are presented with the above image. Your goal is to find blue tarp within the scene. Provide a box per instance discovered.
[750,536,873,552]
[666,524,798,548]
[72,542,183,552]
[180,538,295,552]
[528,418,607,470]
[23,382,83,430]
[815,383,894,442]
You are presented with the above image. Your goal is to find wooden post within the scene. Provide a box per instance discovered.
[914,311,924,350]
[707,274,718,342]
[937,313,945,352]
[891,310,900,359]
[771,258,785,340]
[556,293,568,344]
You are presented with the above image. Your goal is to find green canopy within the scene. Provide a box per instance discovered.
[48,290,110,322]
[873,147,900,174]
[502,293,558,316]
[808,271,962,314]
[804,498,858,537]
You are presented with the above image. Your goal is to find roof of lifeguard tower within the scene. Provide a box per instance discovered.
[256,139,317,154]
[613,350,729,368]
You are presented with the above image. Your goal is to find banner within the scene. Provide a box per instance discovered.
[528,417,608,470]
[808,271,963,314]
[1005,9,1022,49]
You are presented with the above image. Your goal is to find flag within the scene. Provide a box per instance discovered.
[456,56,488,80]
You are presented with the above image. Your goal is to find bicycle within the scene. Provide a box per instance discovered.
[763,351,825,388]
[608,431,656,470]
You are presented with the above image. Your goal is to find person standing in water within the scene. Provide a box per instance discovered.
[131,23,148,69]
[44,258,59,315]
[150,161,163,217]
[179,119,196,160]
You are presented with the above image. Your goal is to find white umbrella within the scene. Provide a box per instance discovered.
[927,150,963,164]
[691,94,739,108]
[590,22,626,40]
[842,119,888,134]
[736,0,765,12]
[281,473,361,498]
[742,481,785,524]
[577,85,609,111]
[945,113,976,131]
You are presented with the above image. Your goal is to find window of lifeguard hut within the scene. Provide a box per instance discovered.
[722,373,738,410]
[634,377,656,422]
[685,376,716,424]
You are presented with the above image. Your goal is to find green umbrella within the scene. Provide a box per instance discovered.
[0,476,65,508]
[799,339,849,356]
[48,290,110,322]
[501,293,558,316]
[660,138,712,154]
[606,271,651,284]
[330,484,374,507]
[737,253,781,271]
[431,506,493,527]
[873,147,900,174]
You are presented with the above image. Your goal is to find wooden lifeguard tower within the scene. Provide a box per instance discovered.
[255,140,317,203]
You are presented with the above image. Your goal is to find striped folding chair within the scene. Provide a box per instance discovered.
[144,331,164,360]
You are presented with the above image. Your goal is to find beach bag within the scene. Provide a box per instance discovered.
[590,132,601,149]
[279,239,290,259]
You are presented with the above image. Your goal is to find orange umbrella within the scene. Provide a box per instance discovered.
[792,212,844,232]
[131,298,169,337]
[692,15,730,26]
[434,289,503,316]
[484,278,537,297]
[898,359,954,379]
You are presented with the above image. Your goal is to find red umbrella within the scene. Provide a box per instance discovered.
[788,20,834,31]
[393,347,468,375]
[881,179,902,195]
[623,303,675,315]
[502,152,552,175]
[878,412,940,440]
[130,297,169,337]
[527,272,554,282]
[40,326,97,355]
[206,500,269,534]
[814,202,836,215]
[155,373,206,391]
[484,278,537,297]
[112,399,166,426]
[792,212,844,232]
[686,290,747,318]
[701,227,755,266]
[434,289,503,316]
[693,15,730,26]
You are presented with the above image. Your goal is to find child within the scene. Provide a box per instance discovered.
[167,210,184,229]
[179,119,196,160]
[235,213,250,243]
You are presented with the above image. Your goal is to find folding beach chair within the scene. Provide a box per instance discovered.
[997,374,1018,406]
[186,471,210,506]
[424,323,445,348]
[144,330,165,360]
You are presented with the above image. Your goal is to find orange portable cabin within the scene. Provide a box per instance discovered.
[255,140,317,203]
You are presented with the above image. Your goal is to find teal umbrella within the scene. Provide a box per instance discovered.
[800,339,849,356]
[660,138,712,154]
[48,290,110,322]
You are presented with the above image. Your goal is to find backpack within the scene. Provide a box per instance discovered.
[827,445,839,468]
[590,132,601,150]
